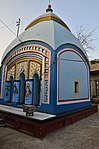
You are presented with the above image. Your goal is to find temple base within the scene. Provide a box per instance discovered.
[0,104,98,138]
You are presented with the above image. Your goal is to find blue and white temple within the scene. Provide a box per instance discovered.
[0,5,91,114]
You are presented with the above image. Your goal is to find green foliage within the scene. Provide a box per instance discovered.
[91,59,99,64]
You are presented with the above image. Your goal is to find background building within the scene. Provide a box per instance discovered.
[90,59,99,100]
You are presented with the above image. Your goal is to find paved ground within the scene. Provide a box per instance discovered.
[0,107,99,149]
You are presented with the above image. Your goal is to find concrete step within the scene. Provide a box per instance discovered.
[0,123,5,127]
[0,118,5,127]
[0,113,4,119]
[0,113,2,116]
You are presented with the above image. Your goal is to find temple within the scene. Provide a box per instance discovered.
[0,4,92,114]
[0,4,98,138]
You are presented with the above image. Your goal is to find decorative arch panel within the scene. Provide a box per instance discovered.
[3,44,51,104]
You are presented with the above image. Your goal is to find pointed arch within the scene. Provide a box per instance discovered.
[33,73,40,106]
[9,75,13,82]
[9,75,13,102]
[19,72,25,104]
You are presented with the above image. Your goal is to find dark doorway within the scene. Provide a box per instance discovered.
[19,72,25,104]
[9,76,13,82]
[9,75,13,102]
[33,73,40,106]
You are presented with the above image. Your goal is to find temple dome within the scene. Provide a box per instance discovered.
[2,7,88,61]
[25,11,70,31]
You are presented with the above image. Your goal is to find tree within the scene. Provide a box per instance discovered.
[76,25,97,52]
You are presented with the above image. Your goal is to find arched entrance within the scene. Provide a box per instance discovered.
[9,75,13,102]
[9,75,13,82]
[19,72,25,104]
[33,73,40,106]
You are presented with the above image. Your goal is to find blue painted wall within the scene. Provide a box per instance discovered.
[1,41,91,114]
[58,50,88,100]
[37,43,91,114]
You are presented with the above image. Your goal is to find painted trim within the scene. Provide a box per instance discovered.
[56,43,89,66]
[57,99,90,105]
[25,16,70,31]
[4,44,50,66]
[57,48,90,105]
[7,54,43,68]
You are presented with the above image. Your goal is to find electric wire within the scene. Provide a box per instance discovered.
[40,56,90,77]
[0,22,15,30]
[0,19,22,43]
[58,58,88,62]
[0,18,94,62]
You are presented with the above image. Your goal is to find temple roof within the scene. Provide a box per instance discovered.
[25,11,70,31]
[2,6,88,61]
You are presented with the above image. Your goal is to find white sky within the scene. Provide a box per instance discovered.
[0,0,99,65]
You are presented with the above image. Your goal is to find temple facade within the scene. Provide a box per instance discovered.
[0,5,91,114]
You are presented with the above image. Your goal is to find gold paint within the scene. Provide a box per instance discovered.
[15,63,16,80]
[6,49,49,65]
[28,61,30,79]
[16,59,28,64]
[7,62,15,70]
[7,57,42,68]
[44,74,48,80]
[25,16,70,31]
[7,65,15,81]
[29,61,41,79]
[16,61,28,80]
[5,44,50,66]
[6,58,44,80]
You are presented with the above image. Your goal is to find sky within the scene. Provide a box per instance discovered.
[0,0,99,65]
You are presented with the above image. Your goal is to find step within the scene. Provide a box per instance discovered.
[0,118,5,124]
[0,118,5,127]
[0,123,5,127]
[0,113,3,116]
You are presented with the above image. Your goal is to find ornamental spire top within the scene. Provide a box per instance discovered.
[46,1,53,12]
